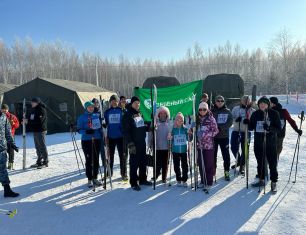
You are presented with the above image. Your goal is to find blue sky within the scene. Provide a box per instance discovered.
[1,0,306,61]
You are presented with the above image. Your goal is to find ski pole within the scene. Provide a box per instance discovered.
[91,137,96,192]
[168,150,173,186]
[71,128,81,175]
[234,121,241,176]
[200,149,209,194]
[188,137,193,189]
[71,130,85,170]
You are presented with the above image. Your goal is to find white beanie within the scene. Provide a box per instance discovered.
[198,102,209,110]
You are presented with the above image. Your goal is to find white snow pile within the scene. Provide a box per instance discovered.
[0,94,305,235]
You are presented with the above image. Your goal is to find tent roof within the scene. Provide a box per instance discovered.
[142,76,180,88]
[0,83,16,95]
[37,77,111,92]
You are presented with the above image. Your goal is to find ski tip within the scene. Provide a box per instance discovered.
[8,209,17,218]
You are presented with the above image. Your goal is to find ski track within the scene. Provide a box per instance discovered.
[0,95,305,235]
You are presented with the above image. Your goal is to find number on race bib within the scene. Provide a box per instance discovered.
[109,114,120,124]
[217,114,228,124]
[256,121,264,133]
[134,116,145,128]
[174,134,187,146]
[91,118,101,130]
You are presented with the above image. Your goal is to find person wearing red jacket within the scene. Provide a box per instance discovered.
[269,97,303,160]
[1,104,20,170]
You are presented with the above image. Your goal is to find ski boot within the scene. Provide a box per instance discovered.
[239,165,245,176]
[224,171,230,181]
[139,180,152,186]
[88,180,93,188]
[4,185,19,198]
[177,181,182,187]
[131,184,141,191]
[271,182,277,194]
[30,162,41,168]
[37,161,48,169]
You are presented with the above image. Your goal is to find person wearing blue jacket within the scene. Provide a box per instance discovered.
[77,101,103,188]
[169,113,190,187]
[104,95,127,180]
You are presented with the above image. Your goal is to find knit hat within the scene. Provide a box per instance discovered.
[92,98,98,103]
[31,97,41,103]
[269,97,279,105]
[131,96,140,104]
[84,101,94,109]
[109,94,119,103]
[241,95,250,102]
[1,104,9,110]
[156,106,170,120]
[258,96,270,107]
[215,95,225,102]
[198,102,209,110]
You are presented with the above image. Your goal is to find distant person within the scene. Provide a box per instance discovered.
[119,96,127,110]
[269,97,303,160]
[0,110,19,197]
[1,104,20,170]
[211,96,233,181]
[200,93,212,109]
[24,97,48,169]
[92,98,100,113]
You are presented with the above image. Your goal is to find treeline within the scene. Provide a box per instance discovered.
[1,29,306,96]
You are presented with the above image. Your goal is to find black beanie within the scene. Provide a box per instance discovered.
[109,94,119,102]
[258,96,270,107]
[131,96,140,104]
[31,97,41,103]
[269,97,279,105]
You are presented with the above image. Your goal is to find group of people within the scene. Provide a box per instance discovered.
[0,91,303,197]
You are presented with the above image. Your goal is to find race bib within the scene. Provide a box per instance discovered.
[256,121,264,133]
[217,114,228,124]
[91,118,101,130]
[280,119,285,129]
[201,125,209,132]
[30,114,35,120]
[134,116,145,128]
[174,134,187,146]
[109,114,120,124]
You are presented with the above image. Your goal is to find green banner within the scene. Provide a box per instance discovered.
[134,80,203,121]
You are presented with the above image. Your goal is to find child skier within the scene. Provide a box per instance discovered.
[169,112,190,187]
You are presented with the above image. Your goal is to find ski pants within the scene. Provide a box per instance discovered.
[173,152,188,182]
[82,139,101,181]
[34,131,48,164]
[129,142,147,186]
[156,150,169,181]
[276,136,284,161]
[230,131,251,166]
[214,138,231,171]
[254,137,278,183]
[7,141,15,164]
[0,150,10,186]
[198,149,214,186]
[108,137,127,177]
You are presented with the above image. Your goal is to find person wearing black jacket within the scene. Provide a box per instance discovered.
[25,97,48,169]
[122,96,152,191]
[269,97,303,160]
[248,96,281,192]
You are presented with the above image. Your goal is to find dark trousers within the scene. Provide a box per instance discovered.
[230,131,250,166]
[82,139,101,181]
[33,131,48,163]
[214,138,231,171]
[276,136,284,161]
[173,152,188,182]
[7,143,15,164]
[198,149,214,186]
[156,150,169,181]
[254,138,278,183]
[109,137,127,177]
[129,143,147,186]
[0,151,10,186]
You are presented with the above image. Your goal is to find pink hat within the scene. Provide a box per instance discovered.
[174,112,184,128]
[198,102,209,110]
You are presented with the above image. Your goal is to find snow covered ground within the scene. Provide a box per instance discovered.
[0,95,305,235]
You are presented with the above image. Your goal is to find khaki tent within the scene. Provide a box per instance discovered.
[142,76,180,88]
[3,77,115,134]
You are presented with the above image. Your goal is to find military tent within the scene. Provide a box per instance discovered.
[3,77,115,134]
[142,76,180,88]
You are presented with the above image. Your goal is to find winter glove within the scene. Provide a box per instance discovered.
[263,123,270,131]
[243,119,250,125]
[127,142,136,155]
[11,143,19,153]
[235,117,242,123]
[85,129,95,135]
[297,129,303,136]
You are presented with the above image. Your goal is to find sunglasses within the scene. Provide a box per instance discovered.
[198,108,207,112]
[217,100,224,103]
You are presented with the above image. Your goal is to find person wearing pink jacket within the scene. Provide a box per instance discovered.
[196,102,219,189]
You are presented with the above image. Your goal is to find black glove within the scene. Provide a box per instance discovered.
[85,129,95,134]
[235,117,242,123]
[11,143,19,153]
[263,123,270,131]
[127,142,136,155]
[243,119,250,125]
[297,129,303,136]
